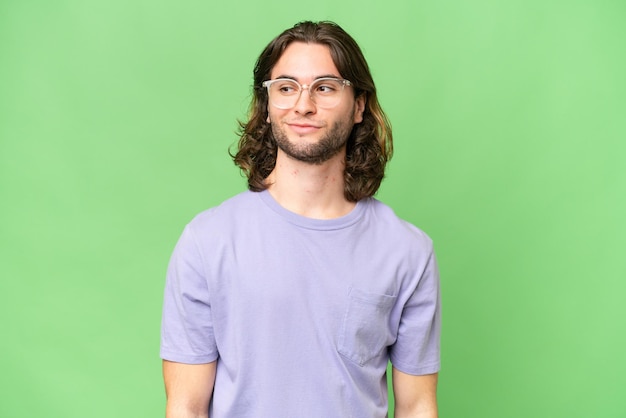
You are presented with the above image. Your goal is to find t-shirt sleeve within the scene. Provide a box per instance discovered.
[160,224,219,364]
[389,249,441,375]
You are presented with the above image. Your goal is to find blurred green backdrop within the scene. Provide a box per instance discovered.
[1,0,625,417]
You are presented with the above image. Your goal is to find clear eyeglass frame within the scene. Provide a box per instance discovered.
[262,77,352,109]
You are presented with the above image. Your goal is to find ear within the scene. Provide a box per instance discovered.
[353,94,366,124]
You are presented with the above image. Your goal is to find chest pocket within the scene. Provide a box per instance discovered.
[337,287,397,366]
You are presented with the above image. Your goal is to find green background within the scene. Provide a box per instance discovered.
[1,0,625,417]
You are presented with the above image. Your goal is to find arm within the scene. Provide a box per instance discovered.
[392,367,438,418]
[163,360,217,418]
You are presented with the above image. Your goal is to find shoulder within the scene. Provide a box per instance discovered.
[364,198,433,252]
[181,190,290,250]
[187,190,259,230]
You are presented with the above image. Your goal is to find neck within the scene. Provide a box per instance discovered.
[265,149,355,219]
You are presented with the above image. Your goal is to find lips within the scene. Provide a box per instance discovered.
[286,121,323,135]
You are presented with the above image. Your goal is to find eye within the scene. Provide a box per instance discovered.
[313,80,341,95]
[274,80,299,95]
[318,85,336,93]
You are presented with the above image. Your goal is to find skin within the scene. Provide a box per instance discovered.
[264,42,365,219]
[163,360,216,418]
[393,369,439,418]
[270,107,356,165]
[267,42,363,167]
[163,41,438,418]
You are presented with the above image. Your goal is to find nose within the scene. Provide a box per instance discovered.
[293,86,316,115]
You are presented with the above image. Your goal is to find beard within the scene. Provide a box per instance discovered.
[271,113,355,165]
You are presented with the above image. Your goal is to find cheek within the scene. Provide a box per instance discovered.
[268,107,287,123]
[267,108,277,123]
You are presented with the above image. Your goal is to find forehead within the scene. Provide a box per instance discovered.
[270,42,341,81]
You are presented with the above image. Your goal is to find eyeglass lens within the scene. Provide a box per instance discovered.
[267,79,346,109]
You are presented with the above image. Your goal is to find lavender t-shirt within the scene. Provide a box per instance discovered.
[160,190,440,417]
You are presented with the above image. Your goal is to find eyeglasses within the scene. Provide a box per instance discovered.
[262,77,352,110]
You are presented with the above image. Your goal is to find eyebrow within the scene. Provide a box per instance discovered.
[272,74,342,81]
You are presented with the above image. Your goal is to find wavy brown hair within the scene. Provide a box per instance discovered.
[232,21,393,202]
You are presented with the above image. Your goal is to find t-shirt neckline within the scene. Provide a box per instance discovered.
[257,189,367,231]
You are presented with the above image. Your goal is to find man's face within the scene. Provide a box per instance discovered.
[267,42,365,165]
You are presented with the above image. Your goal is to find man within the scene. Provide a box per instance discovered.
[160,21,441,418]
